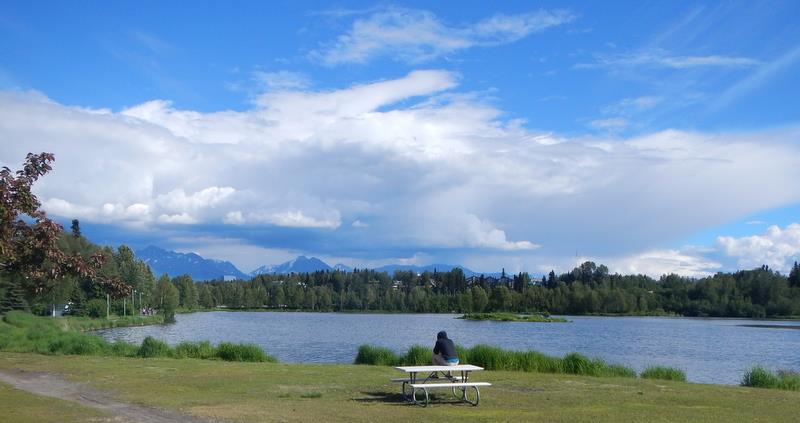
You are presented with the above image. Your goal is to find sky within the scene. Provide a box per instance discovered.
[1,1,800,276]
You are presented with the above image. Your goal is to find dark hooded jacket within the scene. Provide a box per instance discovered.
[433,331,457,360]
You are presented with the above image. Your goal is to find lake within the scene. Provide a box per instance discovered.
[94,312,800,384]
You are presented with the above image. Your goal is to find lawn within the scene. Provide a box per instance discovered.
[1,352,799,422]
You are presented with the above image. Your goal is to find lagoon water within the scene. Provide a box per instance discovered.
[94,312,800,384]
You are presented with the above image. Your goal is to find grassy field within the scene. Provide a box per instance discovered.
[1,352,799,423]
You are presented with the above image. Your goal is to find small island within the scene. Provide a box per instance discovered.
[459,312,568,323]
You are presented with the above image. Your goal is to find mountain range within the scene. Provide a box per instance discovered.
[135,245,499,281]
[136,245,250,281]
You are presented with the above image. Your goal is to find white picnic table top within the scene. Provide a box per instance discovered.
[394,365,484,373]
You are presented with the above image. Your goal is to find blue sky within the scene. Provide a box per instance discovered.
[1,1,800,276]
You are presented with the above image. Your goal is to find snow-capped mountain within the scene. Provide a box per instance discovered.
[250,256,332,275]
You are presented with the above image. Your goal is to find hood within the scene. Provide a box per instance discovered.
[437,331,448,340]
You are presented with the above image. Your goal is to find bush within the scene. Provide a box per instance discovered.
[641,366,687,382]
[47,333,107,355]
[742,367,800,391]
[174,341,216,359]
[400,344,431,365]
[85,299,106,318]
[137,336,172,358]
[216,342,275,362]
[354,345,399,365]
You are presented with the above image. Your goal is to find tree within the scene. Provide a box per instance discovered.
[789,262,800,288]
[471,286,488,312]
[154,274,179,322]
[198,284,215,308]
[70,219,81,238]
[0,276,28,312]
[0,153,130,300]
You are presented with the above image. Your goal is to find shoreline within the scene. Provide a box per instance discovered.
[176,308,800,321]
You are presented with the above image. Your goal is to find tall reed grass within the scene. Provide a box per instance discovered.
[354,343,636,378]
[741,367,800,391]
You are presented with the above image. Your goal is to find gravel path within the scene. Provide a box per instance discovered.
[0,368,217,423]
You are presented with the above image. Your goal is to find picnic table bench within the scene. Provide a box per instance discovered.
[393,365,491,407]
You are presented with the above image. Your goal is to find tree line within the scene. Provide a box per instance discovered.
[173,261,800,318]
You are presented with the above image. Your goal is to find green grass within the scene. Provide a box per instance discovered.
[59,313,164,331]
[460,312,568,322]
[641,366,687,382]
[0,311,276,363]
[742,366,800,391]
[355,343,637,378]
[2,352,800,423]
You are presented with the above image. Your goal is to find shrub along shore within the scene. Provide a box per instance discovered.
[355,344,679,381]
[2,311,799,391]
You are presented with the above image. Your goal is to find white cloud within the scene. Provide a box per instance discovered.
[578,49,760,70]
[590,117,628,129]
[312,7,574,65]
[156,187,235,212]
[713,45,800,110]
[254,210,341,229]
[252,70,310,91]
[597,249,721,278]
[157,213,197,224]
[2,71,800,265]
[458,215,539,251]
[223,209,341,229]
[605,96,661,114]
[717,224,800,273]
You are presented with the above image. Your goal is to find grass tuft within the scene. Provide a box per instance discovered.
[641,366,687,382]
[138,336,172,358]
[216,342,276,362]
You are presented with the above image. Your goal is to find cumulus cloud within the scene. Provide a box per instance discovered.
[312,7,574,65]
[157,213,197,224]
[246,210,341,229]
[597,249,721,278]
[156,187,236,212]
[717,224,800,272]
[2,71,800,267]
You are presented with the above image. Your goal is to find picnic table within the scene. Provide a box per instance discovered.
[392,365,491,407]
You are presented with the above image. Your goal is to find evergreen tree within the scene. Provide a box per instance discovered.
[0,277,28,313]
[789,261,800,288]
[70,219,81,238]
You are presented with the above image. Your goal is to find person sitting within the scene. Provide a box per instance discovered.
[432,330,459,366]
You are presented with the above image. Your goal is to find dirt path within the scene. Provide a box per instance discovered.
[0,368,217,423]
